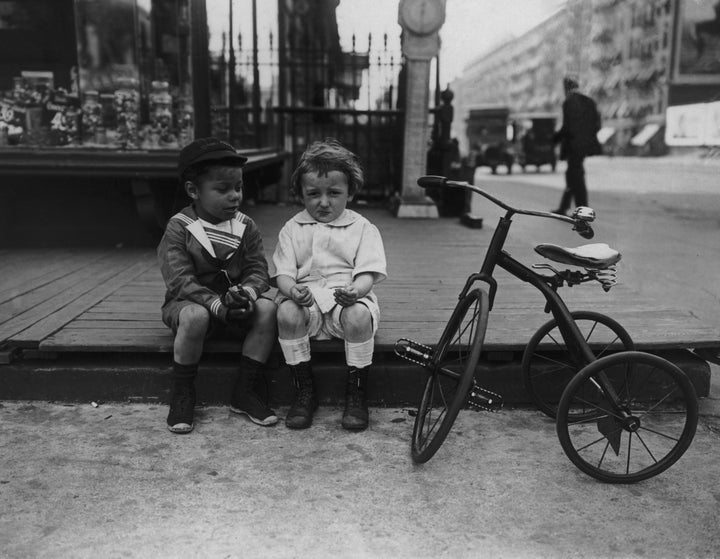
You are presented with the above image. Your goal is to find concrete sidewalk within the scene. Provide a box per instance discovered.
[1,398,719,559]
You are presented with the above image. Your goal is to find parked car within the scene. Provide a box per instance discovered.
[511,112,558,172]
[465,106,514,175]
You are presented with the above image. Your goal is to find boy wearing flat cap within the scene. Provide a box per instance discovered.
[157,137,278,433]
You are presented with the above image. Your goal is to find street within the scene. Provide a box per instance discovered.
[1,155,719,559]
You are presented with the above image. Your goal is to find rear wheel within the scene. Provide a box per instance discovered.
[522,311,634,419]
[411,289,489,463]
[556,351,698,483]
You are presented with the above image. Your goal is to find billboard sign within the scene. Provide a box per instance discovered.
[673,0,720,83]
[665,101,720,145]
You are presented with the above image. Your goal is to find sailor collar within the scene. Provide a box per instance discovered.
[292,209,359,227]
[178,206,247,258]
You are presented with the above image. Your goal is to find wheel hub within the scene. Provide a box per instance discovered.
[623,415,641,432]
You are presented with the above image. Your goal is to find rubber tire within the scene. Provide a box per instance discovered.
[411,289,490,464]
[522,311,634,419]
[556,351,698,483]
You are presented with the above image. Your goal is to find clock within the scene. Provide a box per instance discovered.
[398,0,445,36]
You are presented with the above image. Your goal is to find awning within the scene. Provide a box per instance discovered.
[630,123,661,146]
[597,127,616,144]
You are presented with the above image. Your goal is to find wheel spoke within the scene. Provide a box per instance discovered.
[633,431,659,464]
[626,433,632,474]
[638,424,681,442]
[575,431,615,453]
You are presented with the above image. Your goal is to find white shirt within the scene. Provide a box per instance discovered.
[272,209,387,312]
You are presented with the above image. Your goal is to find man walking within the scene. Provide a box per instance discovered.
[552,75,602,215]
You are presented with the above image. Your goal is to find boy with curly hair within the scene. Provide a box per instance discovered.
[273,139,387,430]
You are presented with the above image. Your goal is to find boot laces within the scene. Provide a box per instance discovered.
[293,384,315,408]
[346,377,365,408]
[169,383,195,421]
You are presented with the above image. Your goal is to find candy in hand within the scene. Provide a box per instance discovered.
[227,298,254,322]
[224,287,250,309]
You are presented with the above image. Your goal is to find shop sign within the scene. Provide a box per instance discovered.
[665,101,720,146]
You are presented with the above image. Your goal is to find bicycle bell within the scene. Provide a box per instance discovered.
[572,206,596,222]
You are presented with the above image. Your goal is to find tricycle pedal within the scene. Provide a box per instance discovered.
[394,338,434,367]
[468,381,503,412]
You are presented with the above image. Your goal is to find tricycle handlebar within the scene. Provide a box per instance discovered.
[418,175,594,239]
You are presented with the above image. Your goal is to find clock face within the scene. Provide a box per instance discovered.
[400,0,444,36]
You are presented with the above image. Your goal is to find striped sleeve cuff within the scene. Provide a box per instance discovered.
[210,297,225,318]
[241,286,258,301]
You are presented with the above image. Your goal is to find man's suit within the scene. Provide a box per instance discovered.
[554,91,602,213]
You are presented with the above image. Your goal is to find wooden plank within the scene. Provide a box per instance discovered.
[65,320,164,329]
[9,255,157,347]
[0,251,153,345]
[89,302,162,313]
[40,328,342,353]
[0,249,111,304]
[0,251,141,324]
[40,328,173,352]
[81,312,160,321]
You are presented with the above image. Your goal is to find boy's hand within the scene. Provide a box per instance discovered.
[224,286,254,322]
[224,286,250,309]
[290,284,314,307]
[227,298,254,322]
[334,284,359,307]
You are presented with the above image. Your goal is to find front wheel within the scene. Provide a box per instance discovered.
[411,288,490,463]
[522,311,634,419]
[556,351,698,483]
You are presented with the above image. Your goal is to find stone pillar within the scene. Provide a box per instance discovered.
[396,0,446,218]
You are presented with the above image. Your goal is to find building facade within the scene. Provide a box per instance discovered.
[451,0,720,156]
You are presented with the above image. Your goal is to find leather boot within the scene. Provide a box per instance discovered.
[230,356,278,426]
[285,361,318,429]
[167,362,197,434]
[342,366,369,431]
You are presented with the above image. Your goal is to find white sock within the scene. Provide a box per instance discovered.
[278,336,311,366]
[345,338,374,368]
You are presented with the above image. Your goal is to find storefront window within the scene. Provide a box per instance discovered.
[0,0,193,149]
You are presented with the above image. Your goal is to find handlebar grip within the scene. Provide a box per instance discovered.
[417,175,447,189]
[574,221,595,239]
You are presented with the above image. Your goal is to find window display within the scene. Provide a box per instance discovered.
[0,0,194,149]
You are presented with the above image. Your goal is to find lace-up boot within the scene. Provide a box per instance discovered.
[167,362,198,434]
[341,366,369,431]
[230,355,278,426]
[285,361,318,429]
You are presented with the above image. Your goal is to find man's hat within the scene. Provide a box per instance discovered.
[178,137,248,176]
[563,75,579,90]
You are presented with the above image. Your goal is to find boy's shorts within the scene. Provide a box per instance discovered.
[304,298,380,341]
[161,299,252,339]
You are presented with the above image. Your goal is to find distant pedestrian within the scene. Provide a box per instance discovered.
[273,139,387,431]
[158,137,278,434]
[552,75,602,215]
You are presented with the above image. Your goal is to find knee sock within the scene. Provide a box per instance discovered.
[173,361,198,383]
[278,335,311,366]
[345,338,374,369]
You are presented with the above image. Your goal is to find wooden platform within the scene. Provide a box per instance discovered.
[1,205,719,361]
